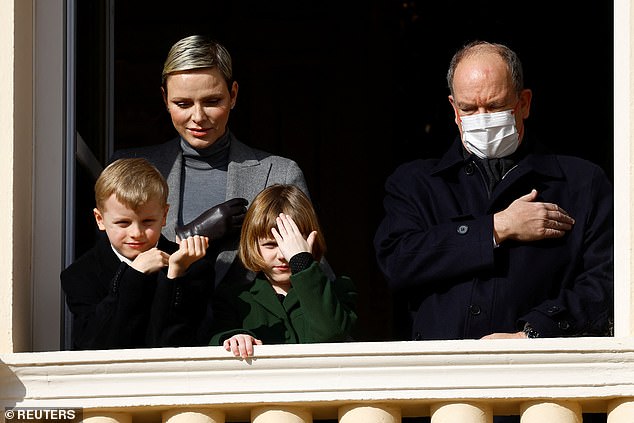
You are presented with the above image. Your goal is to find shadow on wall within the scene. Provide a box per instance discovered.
[0,359,27,412]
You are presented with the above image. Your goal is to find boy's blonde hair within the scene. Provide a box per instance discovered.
[239,184,326,272]
[95,158,168,211]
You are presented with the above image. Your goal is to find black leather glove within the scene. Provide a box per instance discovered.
[175,197,248,241]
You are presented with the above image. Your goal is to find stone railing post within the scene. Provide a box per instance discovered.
[162,408,225,423]
[251,406,312,423]
[607,398,634,423]
[520,401,581,423]
[82,413,132,423]
[338,404,401,423]
[430,402,492,423]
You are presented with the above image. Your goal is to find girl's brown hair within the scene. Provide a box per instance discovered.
[239,184,326,272]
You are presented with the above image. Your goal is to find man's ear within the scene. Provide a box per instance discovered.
[518,88,532,119]
[93,208,106,231]
[448,95,460,125]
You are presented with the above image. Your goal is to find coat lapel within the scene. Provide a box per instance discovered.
[226,133,271,201]
[216,133,271,283]
[281,288,300,311]
[164,148,183,241]
[95,233,123,277]
[249,278,288,319]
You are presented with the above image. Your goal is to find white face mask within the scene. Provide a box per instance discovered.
[460,110,519,159]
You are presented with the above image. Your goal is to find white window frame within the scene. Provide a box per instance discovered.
[30,0,631,351]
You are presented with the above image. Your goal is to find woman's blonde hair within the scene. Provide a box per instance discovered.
[239,184,326,272]
[95,158,168,211]
[162,35,233,89]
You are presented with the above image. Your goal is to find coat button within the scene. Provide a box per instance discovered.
[465,163,475,175]
[457,224,469,235]
[558,320,570,330]
[547,305,561,314]
[469,304,481,315]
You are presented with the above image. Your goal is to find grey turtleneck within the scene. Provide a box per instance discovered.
[179,132,230,225]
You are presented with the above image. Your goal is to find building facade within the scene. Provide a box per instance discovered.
[0,1,633,421]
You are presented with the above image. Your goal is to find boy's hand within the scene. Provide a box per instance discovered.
[130,248,170,274]
[271,213,316,261]
[167,235,209,278]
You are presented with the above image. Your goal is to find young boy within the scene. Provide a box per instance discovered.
[61,158,213,350]
[209,184,357,358]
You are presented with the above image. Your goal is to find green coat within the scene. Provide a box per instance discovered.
[209,261,357,345]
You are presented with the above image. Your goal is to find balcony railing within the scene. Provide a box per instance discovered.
[1,338,634,422]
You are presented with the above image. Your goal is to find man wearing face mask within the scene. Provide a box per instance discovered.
[374,40,613,342]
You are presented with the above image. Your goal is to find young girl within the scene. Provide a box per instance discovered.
[209,184,357,358]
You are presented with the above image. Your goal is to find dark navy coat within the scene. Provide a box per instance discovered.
[374,138,613,340]
[61,233,215,349]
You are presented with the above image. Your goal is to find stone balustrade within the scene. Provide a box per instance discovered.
[1,338,634,422]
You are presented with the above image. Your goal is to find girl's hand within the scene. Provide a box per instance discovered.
[271,213,316,261]
[223,334,263,358]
